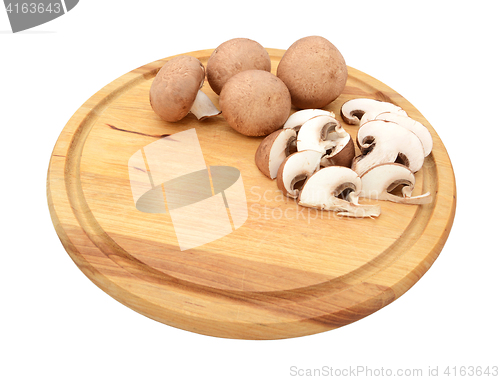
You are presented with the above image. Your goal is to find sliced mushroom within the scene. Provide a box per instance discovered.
[341,98,407,125]
[297,115,338,153]
[320,128,355,168]
[283,109,334,131]
[360,111,433,157]
[296,115,355,168]
[149,56,221,122]
[359,163,431,205]
[353,120,425,175]
[297,166,381,218]
[255,128,297,179]
[276,150,322,199]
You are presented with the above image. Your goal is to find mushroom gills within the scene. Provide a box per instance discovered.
[359,163,431,204]
[297,166,381,218]
[333,182,356,200]
[297,115,341,153]
[276,150,322,198]
[341,98,408,125]
[320,128,355,168]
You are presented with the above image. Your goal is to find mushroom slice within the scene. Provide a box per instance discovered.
[360,111,433,157]
[353,120,425,175]
[277,150,322,199]
[341,98,407,125]
[255,128,297,179]
[297,114,355,168]
[296,115,339,153]
[298,166,381,218]
[359,163,432,204]
[283,109,334,131]
[321,128,355,168]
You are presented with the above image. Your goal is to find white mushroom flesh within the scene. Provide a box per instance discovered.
[268,128,297,179]
[298,166,381,218]
[278,150,322,198]
[283,109,334,131]
[360,111,433,156]
[354,120,425,175]
[341,98,407,125]
[296,115,339,153]
[359,163,431,204]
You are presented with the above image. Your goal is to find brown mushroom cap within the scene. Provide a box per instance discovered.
[207,38,271,95]
[255,128,297,179]
[277,36,348,109]
[149,55,205,122]
[219,70,291,137]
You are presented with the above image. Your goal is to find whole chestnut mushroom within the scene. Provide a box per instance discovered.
[207,38,271,95]
[219,70,291,137]
[277,36,348,109]
[149,55,220,122]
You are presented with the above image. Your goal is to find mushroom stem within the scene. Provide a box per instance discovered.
[297,166,381,218]
[382,188,432,205]
[341,193,381,218]
[299,194,380,218]
[190,90,221,120]
[335,201,381,218]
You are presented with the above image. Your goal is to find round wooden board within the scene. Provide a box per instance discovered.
[47,48,456,340]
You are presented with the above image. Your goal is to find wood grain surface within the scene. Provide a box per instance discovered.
[46,48,456,339]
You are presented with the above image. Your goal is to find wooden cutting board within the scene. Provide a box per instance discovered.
[47,48,456,339]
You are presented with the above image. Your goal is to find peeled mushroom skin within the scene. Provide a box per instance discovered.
[283,109,334,131]
[341,98,408,125]
[359,163,431,204]
[189,90,222,120]
[276,150,322,198]
[360,111,433,157]
[255,128,297,179]
[353,120,425,175]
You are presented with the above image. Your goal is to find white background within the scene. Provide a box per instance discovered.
[1,1,499,379]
